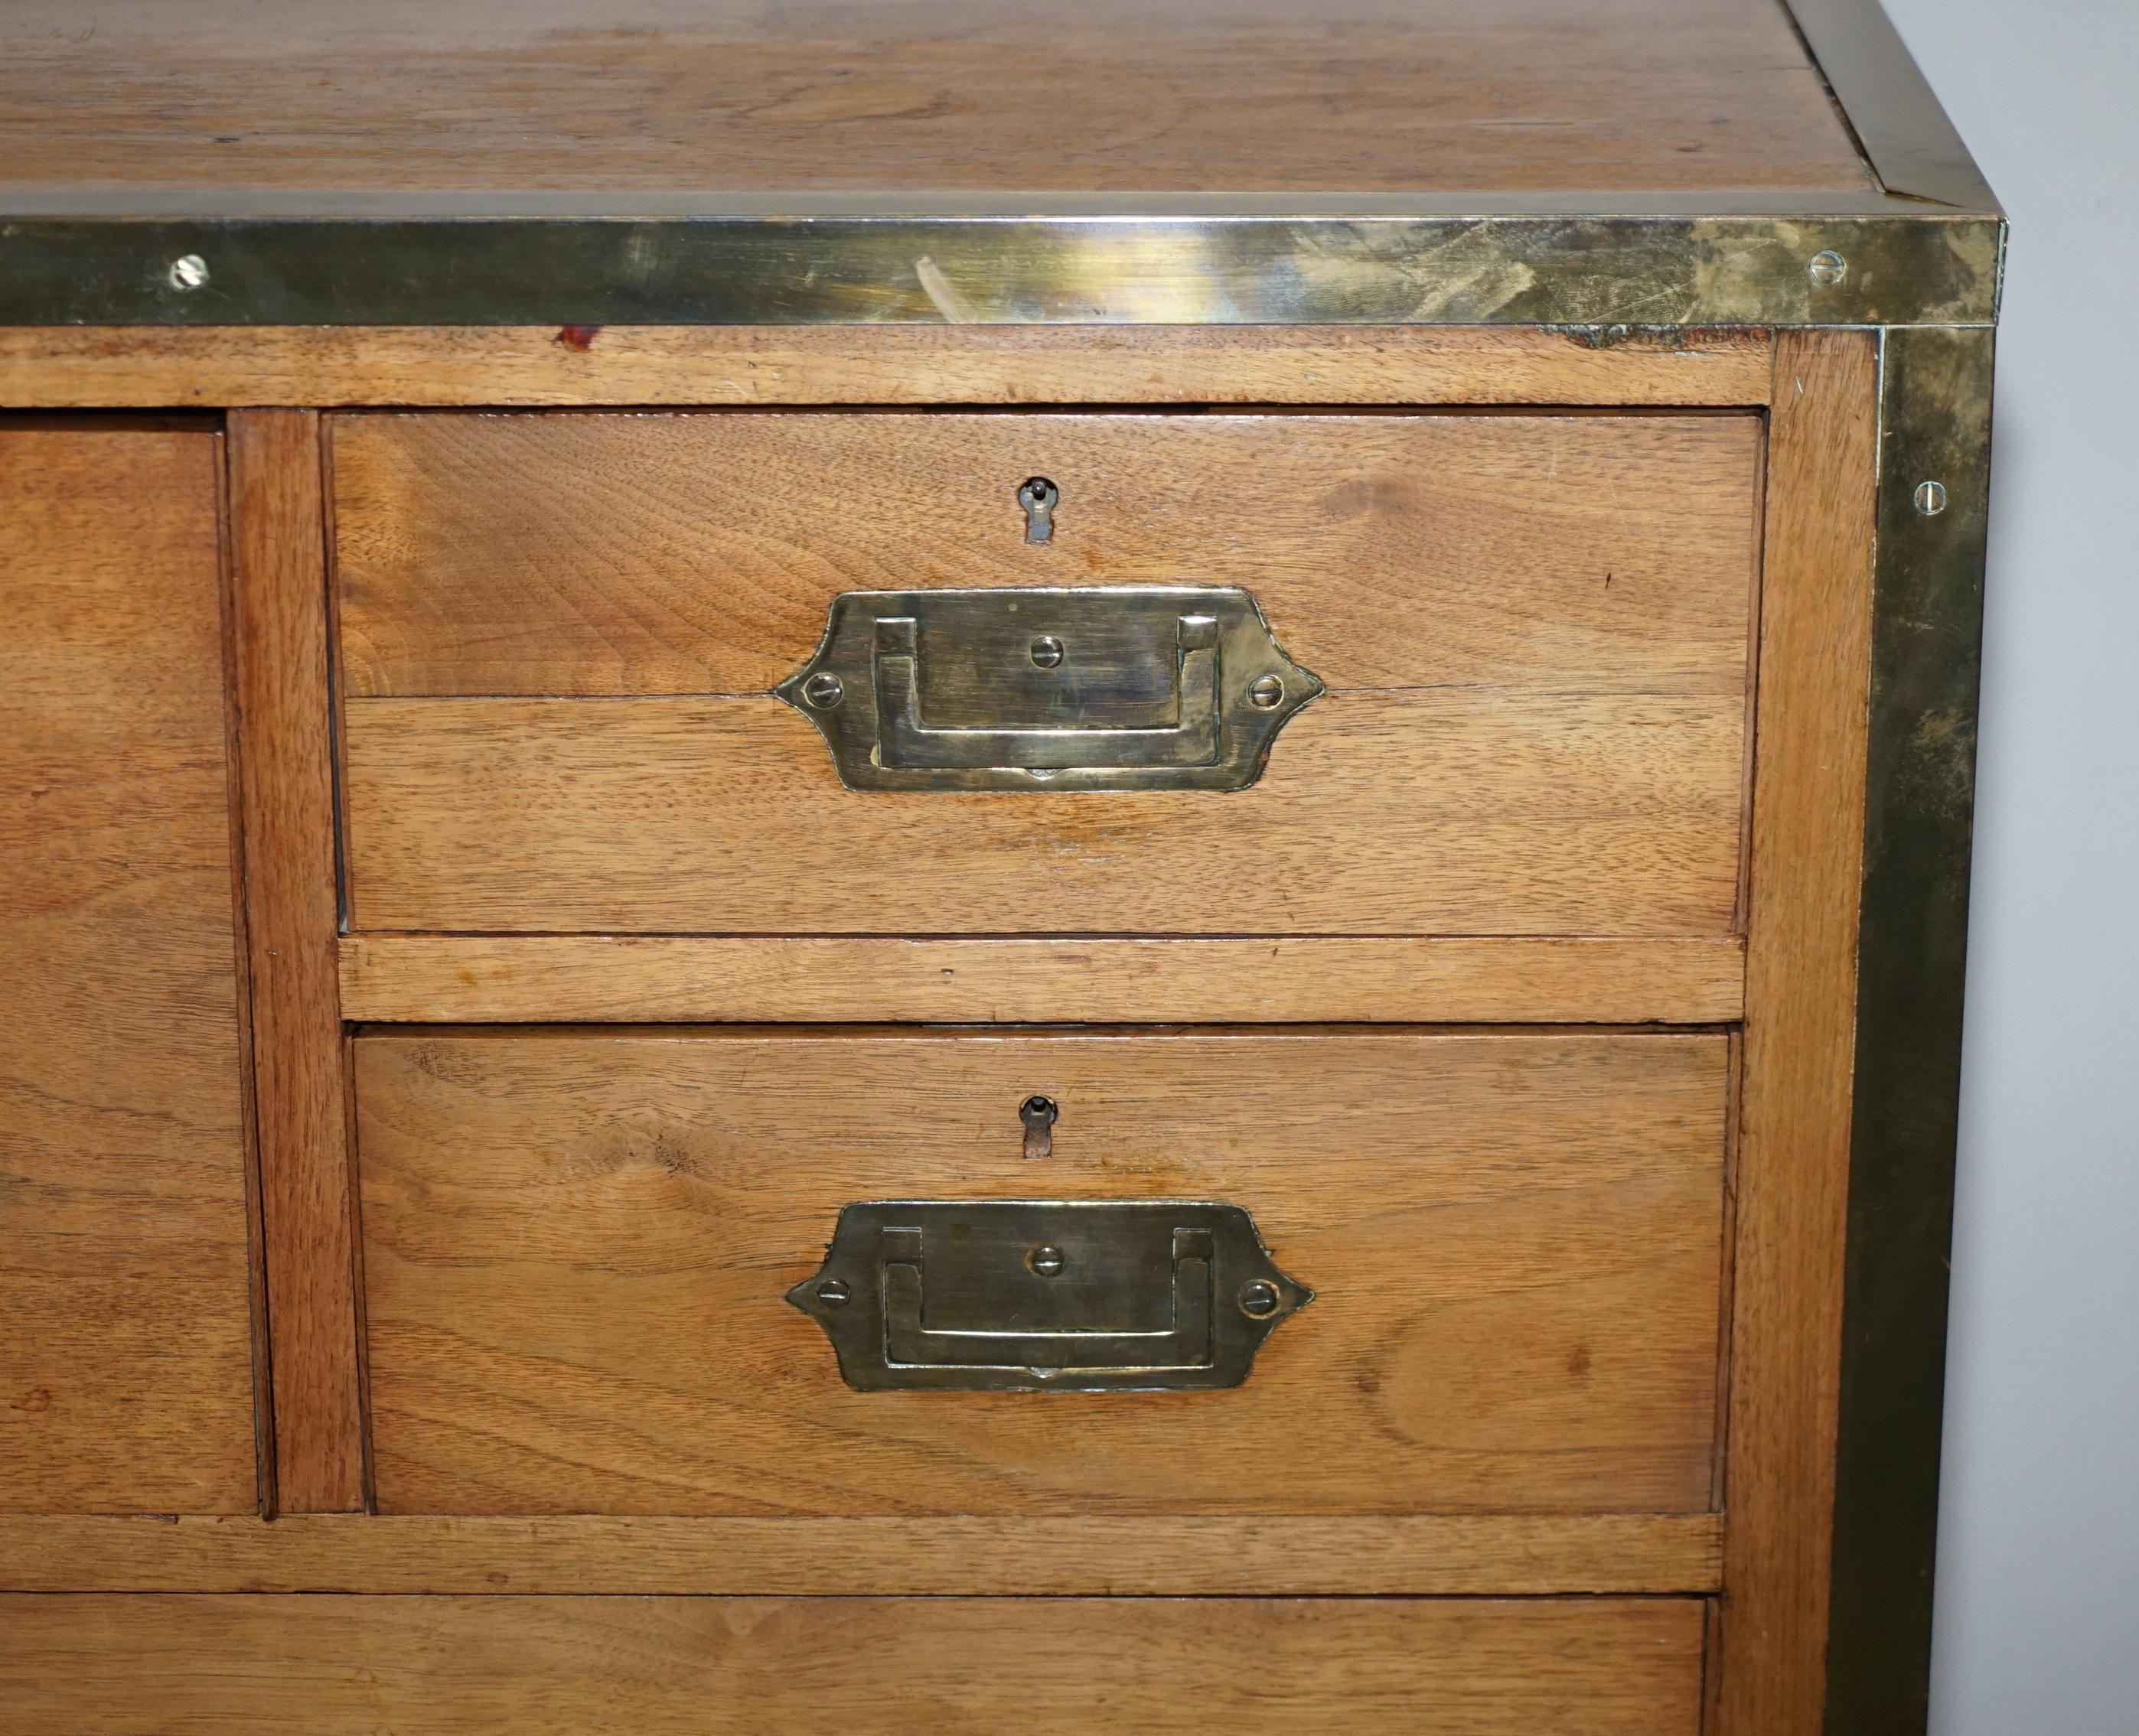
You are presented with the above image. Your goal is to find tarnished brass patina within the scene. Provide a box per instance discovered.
[787,1200,1312,1392]
[776,586,1322,791]
[0,210,2000,329]
[1824,323,1995,1733]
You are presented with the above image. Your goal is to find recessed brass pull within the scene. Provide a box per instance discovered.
[787,1200,1312,1392]
[872,611,1224,771]
[774,586,1322,791]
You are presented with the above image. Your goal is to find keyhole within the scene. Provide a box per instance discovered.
[1019,1094,1058,1161]
[1018,477,1059,545]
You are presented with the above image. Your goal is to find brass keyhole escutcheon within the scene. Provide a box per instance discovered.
[1020,1094,1058,1161]
[1019,477,1059,544]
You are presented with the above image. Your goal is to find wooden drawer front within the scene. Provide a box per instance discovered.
[0,1594,1706,1735]
[335,411,1758,935]
[357,1030,1727,1517]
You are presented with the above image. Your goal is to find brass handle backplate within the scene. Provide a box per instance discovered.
[786,1200,1312,1392]
[774,586,1322,791]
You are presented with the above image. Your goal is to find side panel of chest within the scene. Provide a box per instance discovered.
[0,426,259,1513]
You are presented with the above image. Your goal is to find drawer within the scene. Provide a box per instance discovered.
[0,1594,1707,1734]
[354,1029,1728,1516]
[334,410,1759,936]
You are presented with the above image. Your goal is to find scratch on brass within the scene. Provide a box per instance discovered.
[915,255,980,323]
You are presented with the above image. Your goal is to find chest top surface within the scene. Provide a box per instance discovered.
[0,0,1998,331]
[1,0,1873,201]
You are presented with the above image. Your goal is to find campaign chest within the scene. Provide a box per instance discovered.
[0,2,1998,1731]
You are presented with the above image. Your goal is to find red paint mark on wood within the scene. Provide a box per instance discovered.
[556,325,603,352]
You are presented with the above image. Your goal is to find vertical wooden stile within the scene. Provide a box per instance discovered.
[225,409,365,1513]
[1716,330,1882,1732]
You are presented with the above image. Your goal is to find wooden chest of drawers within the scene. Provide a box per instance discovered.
[0,2,1998,1731]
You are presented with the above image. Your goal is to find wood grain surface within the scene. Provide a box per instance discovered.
[355,1030,1728,1517]
[344,688,1749,935]
[337,934,1749,1025]
[0,325,1778,413]
[0,1594,1708,1735]
[1717,331,1880,1736]
[227,412,367,1513]
[336,410,1756,936]
[0,1510,1724,1594]
[0,0,1868,196]
[335,410,1762,698]
[0,427,256,1512]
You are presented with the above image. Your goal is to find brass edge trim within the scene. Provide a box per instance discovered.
[1824,324,1994,1735]
[0,213,2000,327]
[1782,0,2002,213]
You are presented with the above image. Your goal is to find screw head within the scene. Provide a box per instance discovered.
[168,254,210,291]
[801,671,845,709]
[1028,1245,1066,1278]
[1029,634,1065,669]
[1237,1279,1281,1317]
[1913,480,1950,516]
[816,1279,852,1308]
[1247,674,1285,709]
[1808,249,1847,287]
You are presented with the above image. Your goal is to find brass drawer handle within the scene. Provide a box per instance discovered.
[776,586,1322,791]
[787,1200,1312,1391]
[874,611,1221,771]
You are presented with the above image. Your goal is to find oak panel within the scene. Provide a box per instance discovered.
[0,1511,1725,1595]
[344,686,1748,935]
[337,934,1749,1025]
[227,412,367,1513]
[0,325,1777,413]
[1717,330,1880,1735]
[0,0,1867,195]
[334,411,1763,698]
[356,1030,1728,1517]
[337,410,1756,936]
[0,1594,1706,1736]
[0,428,256,1512]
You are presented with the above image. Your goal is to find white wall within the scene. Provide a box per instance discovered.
[1874,2,2139,1729]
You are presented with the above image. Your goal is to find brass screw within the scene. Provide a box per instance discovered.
[1914,480,1951,516]
[1808,249,1847,287]
[1237,1279,1280,1317]
[1247,674,1285,709]
[816,1280,852,1308]
[802,672,845,708]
